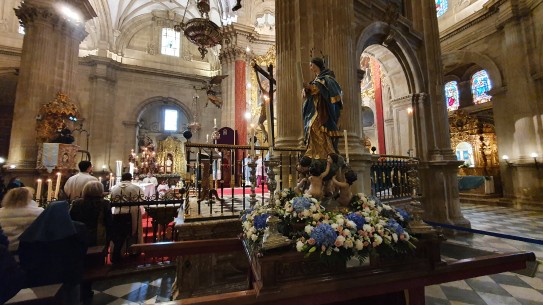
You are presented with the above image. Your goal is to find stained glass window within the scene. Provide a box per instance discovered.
[436,0,448,17]
[164,109,178,131]
[161,28,180,57]
[471,70,492,104]
[445,81,459,111]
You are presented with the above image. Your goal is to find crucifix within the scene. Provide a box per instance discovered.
[252,62,277,148]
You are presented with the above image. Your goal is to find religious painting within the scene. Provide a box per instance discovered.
[435,0,448,17]
[445,81,459,111]
[471,70,492,104]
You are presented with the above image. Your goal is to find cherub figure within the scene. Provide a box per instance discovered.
[305,156,332,200]
[294,155,312,194]
[332,169,358,207]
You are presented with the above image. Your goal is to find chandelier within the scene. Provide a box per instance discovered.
[174,0,223,59]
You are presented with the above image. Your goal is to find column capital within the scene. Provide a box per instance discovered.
[14,2,92,42]
[219,46,247,64]
[413,92,428,105]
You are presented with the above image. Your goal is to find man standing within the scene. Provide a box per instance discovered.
[142,172,158,187]
[63,161,98,201]
[110,173,144,262]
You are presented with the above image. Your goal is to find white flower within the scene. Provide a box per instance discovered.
[346,220,356,229]
[335,235,345,246]
[342,229,351,236]
[251,234,258,241]
[344,239,353,248]
[310,205,317,212]
[304,225,314,234]
[310,197,318,203]
[296,241,304,251]
[355,239,364,250]
[363,224,372,232]
[336,217,345,226]
[392,233,398,242]
[373,235,383,246]
[246,231,253,239]
[382,204,392,210]
[331,223,339,230]
[312,213,322,220]
[302,210,311,217]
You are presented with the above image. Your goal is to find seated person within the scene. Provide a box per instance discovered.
[70,181,112,250]
[0,224,25,304]
[18,201,88,304]
[0,187,44,252]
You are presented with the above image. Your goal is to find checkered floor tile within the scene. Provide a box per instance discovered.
[88,202,543,304]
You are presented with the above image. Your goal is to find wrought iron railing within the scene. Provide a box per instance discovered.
[370,155,414,201]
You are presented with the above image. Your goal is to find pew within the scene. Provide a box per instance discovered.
[130,239,536,305]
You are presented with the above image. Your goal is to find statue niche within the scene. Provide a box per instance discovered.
[157,136,186,175]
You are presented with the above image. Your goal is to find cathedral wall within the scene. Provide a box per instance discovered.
[72,59,221,172]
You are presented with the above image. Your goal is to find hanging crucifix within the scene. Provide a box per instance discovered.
[252,62,277,147]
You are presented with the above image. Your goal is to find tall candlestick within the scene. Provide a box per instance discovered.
[46,179,53,203]
[407,107,414,153]
[343,130,350,164]
[116,160,122,177]
[36,179,42,203]
[54,172,61,199]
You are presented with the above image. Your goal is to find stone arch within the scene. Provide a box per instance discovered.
[442,50,503,89]
[131,96,194,124]
[356,21,425,94]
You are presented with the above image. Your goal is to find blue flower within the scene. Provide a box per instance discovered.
[310,223,337,247]
[254,213,269,230]
[346,213,366,230]
[241,208,253,222]
[395,208,411,221]
[385,219,404,235]
[292,197,313,213]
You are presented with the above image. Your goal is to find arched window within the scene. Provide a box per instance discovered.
[445,81,459,111]
[456,142,475,167]
[436,0,448,17]
[471,70,492,104]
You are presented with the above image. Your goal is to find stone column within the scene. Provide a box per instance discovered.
[234,59,247,146]
[8,0,96,167]
[276,0,369,193]
[87,58,117,171]
[410,0,469,227]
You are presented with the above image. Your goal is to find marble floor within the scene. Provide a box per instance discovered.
[87,202,543,305]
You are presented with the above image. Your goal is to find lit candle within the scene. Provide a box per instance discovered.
[109,173,114,189]
[407,107,414,153]
[214,118,217,128]
[46,179,53,203]
[116,160,122,177]
[36,179,42,203]
[129,162,134,175]
[206,134,209,143]
[343,130,349,164]
[54,172,61,199]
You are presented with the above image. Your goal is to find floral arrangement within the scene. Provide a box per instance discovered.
[240,191,416,264]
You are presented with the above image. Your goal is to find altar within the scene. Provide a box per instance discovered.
[135,182,156,198]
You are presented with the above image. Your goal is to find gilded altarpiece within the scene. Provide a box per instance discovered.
[449,110,499,177]
[157,136,187,175]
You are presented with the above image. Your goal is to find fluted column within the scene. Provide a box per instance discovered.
[276,0,369,192]
[8,0,96,167]
[410,0,469,227]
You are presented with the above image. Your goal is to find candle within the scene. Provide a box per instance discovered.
[343,130,350,164]
[54,172,61,199]
[214,118,217,128]
[407,107,414,153]
[250,125,255,156]
[206,134,209,143]
[36,179,42,203]
[116,160,122,177]
[109,173,114,189]
[129,162,134,175]
[46,179,53,203]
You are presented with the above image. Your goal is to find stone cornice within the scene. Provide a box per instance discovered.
[79,56,209,83]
